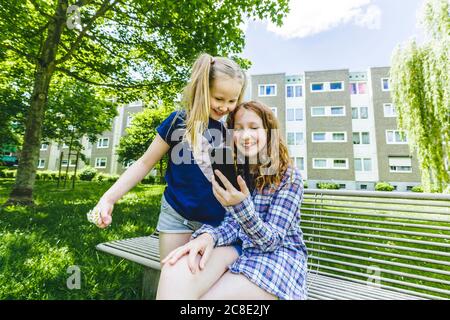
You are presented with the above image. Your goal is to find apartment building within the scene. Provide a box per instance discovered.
[37,101,146,176]
[252,67,421,191]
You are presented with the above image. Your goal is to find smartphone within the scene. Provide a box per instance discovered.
[209,146,239,189]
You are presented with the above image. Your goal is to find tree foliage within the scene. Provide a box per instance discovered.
[0,0,289,204]
[390,0,450,192]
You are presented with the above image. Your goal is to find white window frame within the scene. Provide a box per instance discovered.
[352,132,371,145]
[311,106,345,117]
[349,81,368,95]
[69,158,77,167]
[383,103,397,117]
[389,157,412,173]
[37,159,45,168]
[40,143,48,151]
[95,157,107,168]
[258,84,277,97]
[286,84,303,98]
[354,158,372,172]
[97,137,109,148]
[381,78,391,91]
[312,132,347,143]
[386,130,408,144]
[62,143,69,149]
[329,81,345,92]
[310,82,325,92]
[312,158,349,170]
[287,132,304,145]
[352,106,369,119]
[126,115,134,127]
[292,157,305,170]
[287,108,303,121]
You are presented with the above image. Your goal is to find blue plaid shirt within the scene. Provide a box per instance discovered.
[192,165,308,300]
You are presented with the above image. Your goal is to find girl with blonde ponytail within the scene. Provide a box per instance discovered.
[92,53,247,298]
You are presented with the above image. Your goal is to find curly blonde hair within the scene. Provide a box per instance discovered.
[226,101,292,192]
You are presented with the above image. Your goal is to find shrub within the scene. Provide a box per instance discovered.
[375,182,395,191]
[79,166,97,181]
[316,182,340,190]
[0,170,6,178]
[411,185,423,193]
[95,173,108,182]
[107,175,120,182]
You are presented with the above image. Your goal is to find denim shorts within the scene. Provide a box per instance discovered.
[156,194,243,255]
[156,194,204,233]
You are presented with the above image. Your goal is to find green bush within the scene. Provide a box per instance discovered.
[316,182,340,190]
[0,170,5,178]
[375,182,395,191]
[95,173,108,182]
[107,175,120,182]
[411,185,423,193]
[79,166,97,181]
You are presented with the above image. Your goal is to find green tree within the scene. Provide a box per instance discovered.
[390,0,449,192]
[116,104,173,177]
[0,0,289,205]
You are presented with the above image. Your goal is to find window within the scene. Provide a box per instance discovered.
[270,107,277,117]
[333,159,347,168]
[311,83,324,92]
[353,132,370,144]
[37,159,45,168]
[287,108,303,121]
[258,84,277,96]
[40,144,48,151]
[381,78,390,91]
[312,132,347,143]
[313,158,348,169]
[312,132,326,141]
[95,157,107,168]
[69,158,77,167]
[330,81,344,91]
[313,159,327,168]
[360,184,368,190]
[339,184,346,189]
[62,143,69,148]
[350,82,367,95]
[330,106,345,116]
[311,107,325,116]
[126,115,134,127]
[332,133,345,141]
[386,130,408,144]
[292,157,304,170]
[312,106,345,117]
[286,85,302,98]
[61,159,68,166]
[287,132,304,145]
[383,103,397,117]
[352,106,369,119]
[389,157,412,173]
[355,158,372,171]
[97,138,109,148]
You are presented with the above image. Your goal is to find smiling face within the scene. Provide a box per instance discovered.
[209,75,243,121]
[233,108,268,160]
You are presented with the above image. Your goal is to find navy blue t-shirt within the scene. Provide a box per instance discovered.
[156,110,227,227]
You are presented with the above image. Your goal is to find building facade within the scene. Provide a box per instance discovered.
[251,67,421,191]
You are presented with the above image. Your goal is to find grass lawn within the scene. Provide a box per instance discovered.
[0,179,164,299]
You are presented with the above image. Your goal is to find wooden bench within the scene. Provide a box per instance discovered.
[96,189,450,300]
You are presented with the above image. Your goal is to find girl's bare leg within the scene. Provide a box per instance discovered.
[200,271,277,300]
[159,232,192,263]
[156,246,239,300]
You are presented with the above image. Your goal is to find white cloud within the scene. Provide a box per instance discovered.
[266,0,382,39]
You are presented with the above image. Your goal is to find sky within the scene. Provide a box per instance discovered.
[241,0,427,75]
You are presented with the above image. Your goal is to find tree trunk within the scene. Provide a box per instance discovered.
[5,1,68,206]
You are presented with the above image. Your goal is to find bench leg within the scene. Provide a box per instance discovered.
[142,267,161,300]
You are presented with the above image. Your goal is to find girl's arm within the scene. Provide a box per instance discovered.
[101,134,169,203]
[94,134,169,228]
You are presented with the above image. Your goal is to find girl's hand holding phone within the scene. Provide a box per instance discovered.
[212,169,250,207]
[87,197,114,228]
